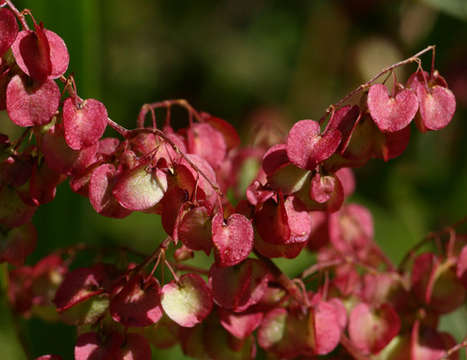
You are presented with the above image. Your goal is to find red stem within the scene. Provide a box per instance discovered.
[301,259,343,279]
[328,45,435,113]
[398,215,467,271]
[255,250,305,305]
[440,336,467,360]
[4,0,29,30]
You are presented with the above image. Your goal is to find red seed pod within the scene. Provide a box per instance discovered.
[0,221,37,266]
[325,105,360,153]
[97,137,120,158]
[155,130,187,169]
[0,185,37,228]
[286,119,342,170]
[161,273,213,327]
[118,333,152,360]
[219,309,263,340]
[257,308,288,352]
[74,331,123,360]
[69,166,95,197]
[6,75,60,127]
[178,205,212,255]
[160,183,188,237]
[262,144,311,195]
[0,153,33,189]
[201,112,240,150]
[411,253,466,314]
[258,307,313,358]
[309,300,345,355]
[329,203,374,258]
[187,122,227,169]
[407,70,456,132]
[39,123,98,176]
[367,83,419,133]
[411,320,458,360]
[110,274,163,327]
[174,154,218,209]
[335,167,355,197]
[349,302,401,354]
[268,163,311,196]
[43,29,69,79]
[30,254,67,308]
[330,262,361,297]
[245,169,275,207]
[308,172,344,212]
[326,113,379,170]
[11,27,51,83]
[362,272,400,307]
[53,263,119,312]
[255,195,312,246]
[129,132,158,157]
[326,297,347,330]
[63,97,108,150]
[254,230,307,259]
[374,123,411,162]
[89,163,132,218]
[8,265,34,314]
[0,8,19,57]
[113,165,168,211]
[12,27,69,81]
[211,212,253,267]
[0,69,14,110]
[203,314,257,360]
[24,161,62,206]
[418,86,456,131]
[209,259,271,312]
[262,144,289,176]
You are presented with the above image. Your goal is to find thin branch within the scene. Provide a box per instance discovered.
[398,215,467,271]
[301,259,343,279]
[164,259,180,283]
[254,250,305,305]
[327,45,435,113]
[440,336,467,360]
[4,0,29,29]
[138,99,203,127]
[107,117,129,137]
[134,237,172,274]
[130,127,223,198]
[106,113,224,199]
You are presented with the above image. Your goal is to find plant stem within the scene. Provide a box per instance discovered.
[301,259,342,279]
[4,0,29,29]
[255,250,305,305]
[440,336,467,360]
[133,127,224,198]
[327,45,435,113]
[398,215,467,271]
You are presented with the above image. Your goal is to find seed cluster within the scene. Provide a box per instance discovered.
[0,2,465,360]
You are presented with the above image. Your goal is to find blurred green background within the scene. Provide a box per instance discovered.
[1,0,467,358]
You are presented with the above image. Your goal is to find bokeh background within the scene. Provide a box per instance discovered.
[1,0,467,358]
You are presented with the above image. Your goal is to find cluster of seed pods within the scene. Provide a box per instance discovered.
[0,2,465,360]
